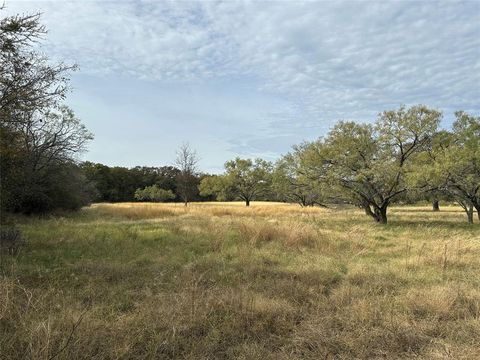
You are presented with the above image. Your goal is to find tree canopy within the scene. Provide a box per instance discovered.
[200,158,272,206]
[410,112,480,222]
[289,105,441,223]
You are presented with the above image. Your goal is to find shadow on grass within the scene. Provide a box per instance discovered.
[385,219,480,232]
[390,208,463,214]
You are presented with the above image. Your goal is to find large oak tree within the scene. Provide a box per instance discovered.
[302,105,441,223]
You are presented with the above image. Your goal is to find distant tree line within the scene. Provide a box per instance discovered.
[81,161,213,203]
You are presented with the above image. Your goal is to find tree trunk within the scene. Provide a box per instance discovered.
[474,204,480,221]
[466,204,474,224]
[300,197,307,207]
[373,206,388,224]
[364,204,374,217]
[245,199,250,207]
[432,199,440,212]
[364,203,388,224]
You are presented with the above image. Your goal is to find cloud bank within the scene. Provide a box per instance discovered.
[4,0,479,167]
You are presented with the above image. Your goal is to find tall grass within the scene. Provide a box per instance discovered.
[1,202,479,359]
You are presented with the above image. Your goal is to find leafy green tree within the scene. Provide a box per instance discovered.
[413,112,480,223]
[273,145,326,207]
[34,162,96,213]
[154,166,181,195]
[227,158,272,206]
[199,158,272,206]
[199,175,233,201]
[134,185,175,202]
[406,130,455,212]
[302,105,441,223]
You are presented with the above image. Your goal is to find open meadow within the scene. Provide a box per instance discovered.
[1,202,480,359]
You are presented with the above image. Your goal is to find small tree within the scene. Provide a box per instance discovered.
[199,158,272,206]
[225,158,272,206]
[174,143,199,206]
[134,185,175,202]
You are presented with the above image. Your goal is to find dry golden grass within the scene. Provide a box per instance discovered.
[1,202,479,359]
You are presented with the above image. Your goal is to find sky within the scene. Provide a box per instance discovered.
[3,0,480,172]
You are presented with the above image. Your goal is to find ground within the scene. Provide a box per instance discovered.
[1,202,479,359]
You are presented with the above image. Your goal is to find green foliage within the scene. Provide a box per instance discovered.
[297,105,442,223]
[199,175,233,201]
[199,158,273,206]
[81,163,182,203]
[273,144,326,206]
[411,112,480,222]
[134,185,175,202]
[224,158,273,206]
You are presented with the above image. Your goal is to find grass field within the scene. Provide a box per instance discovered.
[1,202,480,359]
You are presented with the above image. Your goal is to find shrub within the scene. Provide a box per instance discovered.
[134,185,176,202]
[0,225,24,256]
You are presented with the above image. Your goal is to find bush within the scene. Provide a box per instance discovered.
[0,225,24,256]
[5,163,94,214]
[134,185,176,202]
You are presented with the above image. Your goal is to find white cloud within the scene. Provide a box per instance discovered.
[3,0,479,163]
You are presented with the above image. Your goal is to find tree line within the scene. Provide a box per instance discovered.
[1,11,479,224]
[199,106,479,224]
[81,154,213,204]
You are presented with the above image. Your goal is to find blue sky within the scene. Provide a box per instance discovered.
[4,0,480,172]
